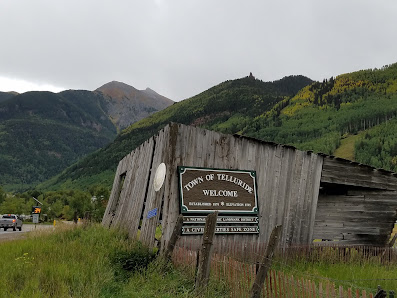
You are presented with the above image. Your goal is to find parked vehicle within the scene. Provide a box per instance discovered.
[0,214,23,231]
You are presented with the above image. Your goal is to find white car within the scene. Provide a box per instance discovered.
[0,214,23,231]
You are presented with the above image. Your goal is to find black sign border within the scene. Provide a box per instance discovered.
[178,166,259,215]
[182,225,260,235]
[183,216,259,224]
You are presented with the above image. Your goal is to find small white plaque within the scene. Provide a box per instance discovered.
[154,163,166,191]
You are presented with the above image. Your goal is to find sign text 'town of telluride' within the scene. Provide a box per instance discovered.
[178,166,259,214]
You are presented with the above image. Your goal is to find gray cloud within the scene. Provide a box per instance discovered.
[0,0,396,101]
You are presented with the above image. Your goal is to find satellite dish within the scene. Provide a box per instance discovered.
[154,163,166,191]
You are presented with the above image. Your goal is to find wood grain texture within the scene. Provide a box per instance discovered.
[313,191,397,245]
[321,157,397,190]
[140,126,170,248]
[159,124,324,249]
[103,123,397,249]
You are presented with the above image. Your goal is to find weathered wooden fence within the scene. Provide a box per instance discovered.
[103,123,397,254]
[171,239,397,297]
[103,123,326,250]
[173,237,397,265]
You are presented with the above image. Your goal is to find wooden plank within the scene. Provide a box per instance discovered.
[120,148,145,232]
[314,212,396,223]
[313,188,397,245]
[163,214,184,260]
[257,144,271,244]
[315,204,393,212]
[102,158,124,227]
[140,126,170,248]
[321,157,397,190]
[250,225,282,298]
[307,154,323,242]
[348,190,397,197]
[159,123,181,252]
[275,146,292,244]
[122,138,155,238]
[288,150,304,244]
[262,145,276,240]
[195,212,218,291]
[279,148,295,246]
[116,150,144,227]
[112,154,137,230]
[296,152,311,243]
[301,152,315,244]
[110,153,137,228]
[268,145,283,238]
[315,219,395,227]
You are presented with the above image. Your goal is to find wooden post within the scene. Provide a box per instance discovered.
[163,214,184,261]
[194,250,200,280]
[250,225,282,298]
[195,211,218,291]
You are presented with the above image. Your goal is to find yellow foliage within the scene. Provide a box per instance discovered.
[386,80,397,94]
[281,101,311,116]
[340,102,352,108]
[291,86,312,102]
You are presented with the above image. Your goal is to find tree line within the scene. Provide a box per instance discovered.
[0,185,109,223]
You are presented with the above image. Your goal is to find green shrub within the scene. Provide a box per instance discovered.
[110,242,156,282]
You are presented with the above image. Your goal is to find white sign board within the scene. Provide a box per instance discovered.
[32,214,39,224]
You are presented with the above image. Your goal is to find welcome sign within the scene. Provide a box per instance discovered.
[178,166,258,214]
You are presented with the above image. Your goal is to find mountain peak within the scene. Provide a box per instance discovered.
[94,80,173,130]
[95,81,138,98]
[142,87,161,97]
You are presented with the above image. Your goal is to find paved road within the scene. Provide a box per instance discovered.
[0,224,54,242]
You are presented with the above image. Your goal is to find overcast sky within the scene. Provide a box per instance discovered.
[0,0,396,101]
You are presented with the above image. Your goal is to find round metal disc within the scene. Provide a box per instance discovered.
[153,163,166,191]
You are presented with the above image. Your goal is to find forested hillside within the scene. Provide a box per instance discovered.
[0,84,172,191]
[40,75,313,190]
[0,91,117,191]
[243,63,397,172]
[37,63,397,191]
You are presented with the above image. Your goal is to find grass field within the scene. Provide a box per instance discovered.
[333,132,364,160]
[2,223,396,297]
[274,257,397,294]
[0,224,228,297]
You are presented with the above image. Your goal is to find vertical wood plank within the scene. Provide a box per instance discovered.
[159,123,180,251]
[307,154,323,242]
[102,159,124,226]
[140,126,170,248]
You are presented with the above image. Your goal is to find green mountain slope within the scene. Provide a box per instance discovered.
[242,63,397,171]
[0,84,172,192]
[0,91,118,191]
[40,75,313,190]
